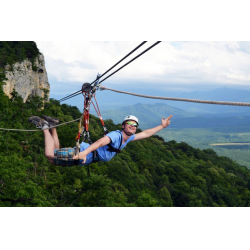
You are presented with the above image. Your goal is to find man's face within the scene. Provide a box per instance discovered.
[123,120,138,135]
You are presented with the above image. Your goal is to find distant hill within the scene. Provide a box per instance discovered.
[169,87,250,114]
[180,87,250,102]
[93,102,250,130]
[62,87,250,117]
[94,103,200,129]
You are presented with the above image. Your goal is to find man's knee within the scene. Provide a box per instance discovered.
[45,152,54,163]
[45,152,53,158]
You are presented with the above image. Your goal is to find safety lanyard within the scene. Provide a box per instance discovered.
[75,83,108,155]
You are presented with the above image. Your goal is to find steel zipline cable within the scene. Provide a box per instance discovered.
[57,41,161,103]
[90,41,147,86]
[98,41,161,85]
[57,41,148,103]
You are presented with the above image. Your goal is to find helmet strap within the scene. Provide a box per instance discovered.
[123,130,132,136]
[122,126,132,136]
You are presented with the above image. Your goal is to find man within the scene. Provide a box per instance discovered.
[28,114,173,166]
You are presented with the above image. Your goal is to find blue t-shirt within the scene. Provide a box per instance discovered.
[79,130,135,165]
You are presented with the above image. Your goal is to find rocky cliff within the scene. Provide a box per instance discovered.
[2,53,50,102]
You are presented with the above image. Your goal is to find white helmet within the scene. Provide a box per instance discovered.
[123,115,139,126]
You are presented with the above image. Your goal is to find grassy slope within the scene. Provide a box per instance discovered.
[158,127,250,168]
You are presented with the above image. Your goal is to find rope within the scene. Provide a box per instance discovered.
[0,118,81,132]
[100,86,250,107]
[93,95,102,117]
[0,128,41,132]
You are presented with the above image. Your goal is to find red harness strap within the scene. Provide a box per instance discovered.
[91,94,108,135]
[75,83,108,161]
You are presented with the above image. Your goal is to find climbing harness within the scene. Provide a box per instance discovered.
[107,131,123,154]
[74,74,109,175]
[73,75,127,175]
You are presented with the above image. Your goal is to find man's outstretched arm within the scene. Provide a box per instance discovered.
[73,136,111,162]
[133,115,173,141]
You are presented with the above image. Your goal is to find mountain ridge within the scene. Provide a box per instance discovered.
[92,102,250,130]
[93,103,200,129]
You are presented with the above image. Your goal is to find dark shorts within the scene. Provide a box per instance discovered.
[53,147,79,166]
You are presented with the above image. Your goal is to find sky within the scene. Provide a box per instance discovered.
[35,41,250,110]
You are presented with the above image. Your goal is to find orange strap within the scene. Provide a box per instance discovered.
[75,91,107,145]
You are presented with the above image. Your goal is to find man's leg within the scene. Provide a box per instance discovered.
[43,129,55,164]
[50,128,60,150]
[28,116,58,164]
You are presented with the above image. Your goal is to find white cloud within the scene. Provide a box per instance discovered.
[36,41,250,94]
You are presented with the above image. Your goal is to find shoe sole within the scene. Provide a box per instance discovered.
[28,116,42,124]
[28,116,49,129]
[41,115,59,125]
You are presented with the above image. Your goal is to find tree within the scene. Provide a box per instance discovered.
[135,192,158,207]
[158,187,173,206]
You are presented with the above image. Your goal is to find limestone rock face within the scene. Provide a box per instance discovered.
[2,53,50,102]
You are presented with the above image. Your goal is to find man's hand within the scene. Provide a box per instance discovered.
[161,115,173,128]
[73,151,86,163]
[72,136,111,163]
[133,115,173,141]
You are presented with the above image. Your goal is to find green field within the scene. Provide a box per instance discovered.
[158,127,250,168]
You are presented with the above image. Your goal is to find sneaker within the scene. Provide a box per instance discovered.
[28,116,49,130]
[41,115,59,128]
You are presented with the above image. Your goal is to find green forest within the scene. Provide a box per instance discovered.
[0,41,40,70]
[1,81,250,206]
[1,41,250,207]
[158,127,250,168]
